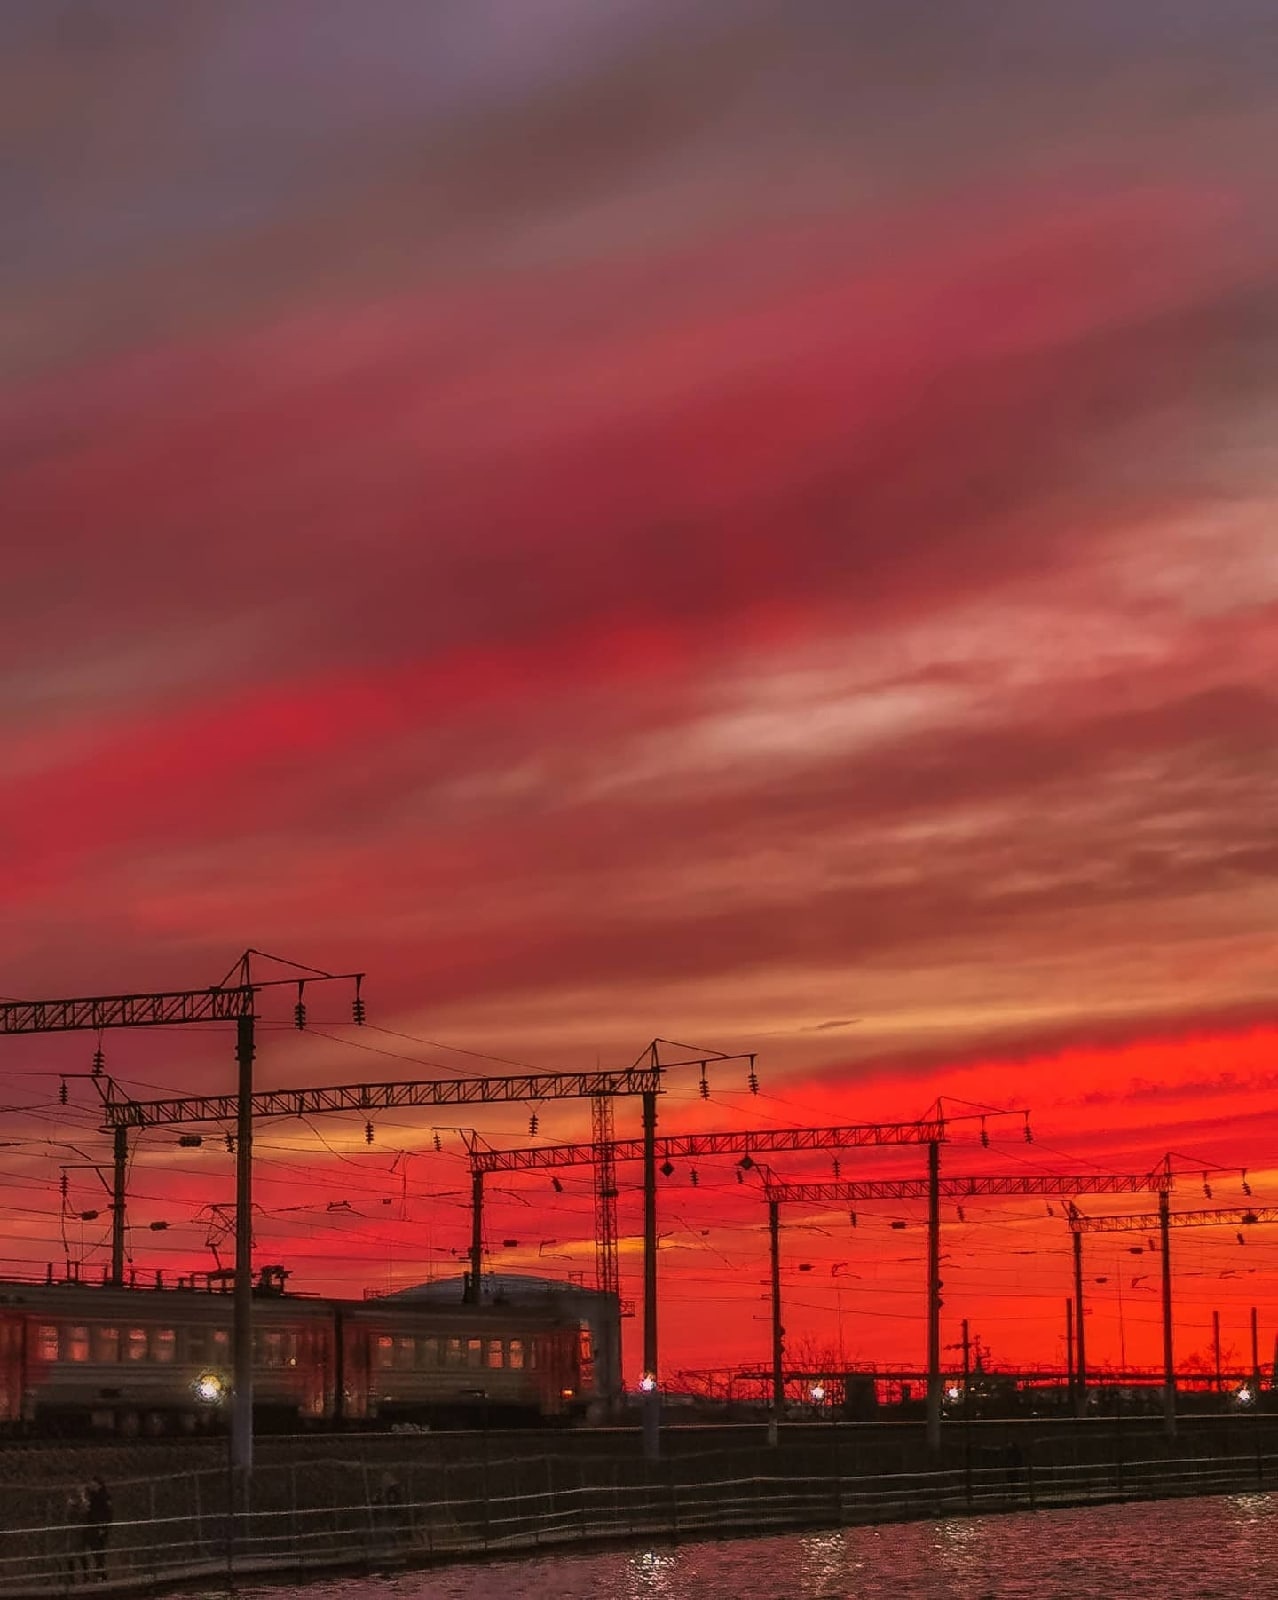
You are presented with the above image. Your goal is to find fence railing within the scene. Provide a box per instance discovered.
[0,1446,1272,1596]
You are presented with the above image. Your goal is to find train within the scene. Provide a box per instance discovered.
[0,1268,602,1436]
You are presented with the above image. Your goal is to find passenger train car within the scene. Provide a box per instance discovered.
[0,1272,599,1436]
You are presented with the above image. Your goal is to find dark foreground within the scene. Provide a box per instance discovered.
[0,1417,1275,1595]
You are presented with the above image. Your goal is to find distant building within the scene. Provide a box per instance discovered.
[380,1273,623,1412]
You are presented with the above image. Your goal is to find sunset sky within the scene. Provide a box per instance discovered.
[3,2,1277,1387]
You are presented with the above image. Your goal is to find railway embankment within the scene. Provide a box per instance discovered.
[0,1417,1274,1596]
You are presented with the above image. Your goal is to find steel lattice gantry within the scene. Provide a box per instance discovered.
[0,958,363,1494]
[756,1167,1170,1445]
[1066,1199,1278,1438]
[99,1066,662,1128]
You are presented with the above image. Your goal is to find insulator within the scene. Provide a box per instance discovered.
[957,1206,966,1223]
[60,1173,69,1198]
[832,1158,841,1178]
[365,1121,374,1145]
[1203,1175,1213,1198]
[660,1160,674,1178]
[352,977,366,1026]
[739,1154,754,1171]
[980,1119,989,1148]
[91,1048,104,1077]
[551,1177,563,1193]
[149,1220,168,1232]
[690,1168,699,1187]
[294,1001,307,1031]
[735,1169,744,1184]
[1237,1232,1246,1246]
[58,1080,68,1105]
[178,1134,203,1149]
[747,1066,759,1095]
[849,1211,857,1228]
[433,1132,442,1153]
[1023,1115,1033,1144]
[225,1133,235,1154]
[79,1210,99,1222]
[529,1113,539,1136]
[699,1074,710,1101]
[1242,1170,1252,1197]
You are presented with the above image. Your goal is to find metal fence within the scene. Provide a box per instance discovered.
[0,1440,1274,1596]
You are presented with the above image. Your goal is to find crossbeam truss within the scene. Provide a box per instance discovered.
[1069,1205,1278,1234]
[0,972,363,1034]
[470,1119,947,1175]
[763,1173,1171,1205]
[102,1067,662,1129]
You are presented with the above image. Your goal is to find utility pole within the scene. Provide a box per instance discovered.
[641,1080,659,1461]
[110,1126,129,1287]
[467,1171,484,1306]
[1159,1189,1175,1439]
[926,1140,942,1456]
[769,1198,783,1444]
[1213,1310,1222,1395]
[1073,1228,1087,1417]
[1251,1307,1261,1401]
[1065,1297,1074,1409]
[233,1012,255,1482]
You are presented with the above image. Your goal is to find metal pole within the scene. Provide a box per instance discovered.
[1251,1306,1261,1399]
[641,1086,659,1461]
[1213,1310,1222,1395]
[1065,1297,1074,1409]
[926,1139,942,1456]
[110,1126,128,1287]
[1159,1189,1176,1439]
[233,1012,255,1482]
[961,1317,971,1411]
[1073,1229,1087,1417]
[468,1170,484,1305]
[769,1199,783,1442]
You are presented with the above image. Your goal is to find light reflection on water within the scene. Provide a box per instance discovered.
[226,1492,1278,1599]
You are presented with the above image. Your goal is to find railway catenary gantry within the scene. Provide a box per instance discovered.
[0,951,364,1489]
[469,1107,1027,1451]
[1065,1196,1278,1440]
[754,1162,1172,1453]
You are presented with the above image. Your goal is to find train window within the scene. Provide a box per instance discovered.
[467,1338,482,1367]
[67,1326,91,1362]
[486,1341,504,1370]
[152,1328,176,1364]
[508,1339,524,1371]
[186,1329,206,1363]
[265,1330,284,1368]
[37,1325,59,1362]
[93,1327,120,1363]
[374,1335,394,1371]
[212,1329,230,1355]
[529,1343,538,1369]
[284,1331,299,1368]
[126,1328,148,1362]
[446,1337,463,1367]
[393,1337,414,1371]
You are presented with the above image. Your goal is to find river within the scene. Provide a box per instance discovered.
[218,1490,1278,1599]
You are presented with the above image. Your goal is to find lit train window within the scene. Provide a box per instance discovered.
[37,1326,58,1362]
[152,1329,176,1364]
[67,1327,90,1362]
[374,1336,394,1370]
[126,1329,148,1362]
[486,1341,504,1370]
[93,1327,120,1363]
[508,1340,524,1371]
[467,1338,482,1367]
